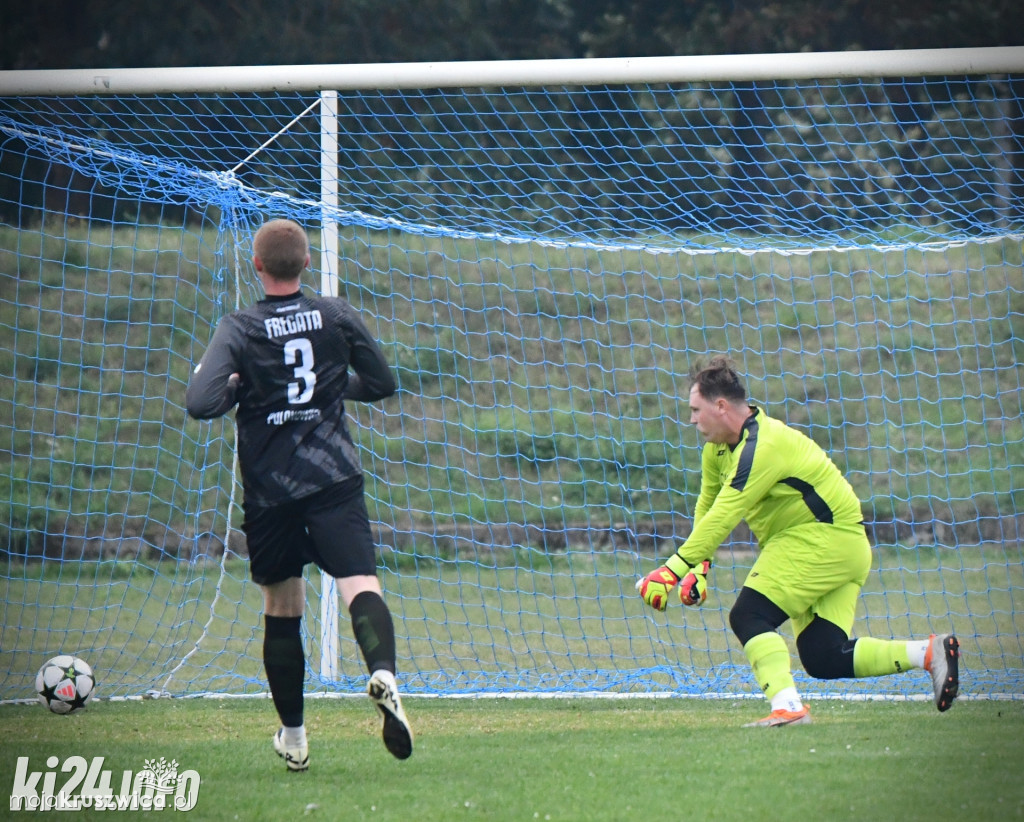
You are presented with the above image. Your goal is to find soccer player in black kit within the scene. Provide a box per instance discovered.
[186,218,412,771]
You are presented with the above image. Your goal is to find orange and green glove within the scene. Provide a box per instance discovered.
[636,555,711,610]
[677,559,711,607]
[635,554,690,611]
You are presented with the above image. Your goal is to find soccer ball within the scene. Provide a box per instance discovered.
[35,655,95,714]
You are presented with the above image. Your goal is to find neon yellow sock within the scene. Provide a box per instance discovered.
[852,637,915,677]
[743,632,795,700]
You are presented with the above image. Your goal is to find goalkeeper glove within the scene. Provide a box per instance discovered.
[678,559,711,607]
[636,554,690,611]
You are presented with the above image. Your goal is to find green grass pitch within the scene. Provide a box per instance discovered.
[1,697,1021,821]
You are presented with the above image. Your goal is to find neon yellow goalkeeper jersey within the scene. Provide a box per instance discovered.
[676,407,864,566]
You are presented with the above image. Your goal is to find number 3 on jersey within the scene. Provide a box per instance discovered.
[284,337,316,404]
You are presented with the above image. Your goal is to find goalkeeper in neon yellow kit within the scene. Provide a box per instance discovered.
[637,356,960,726]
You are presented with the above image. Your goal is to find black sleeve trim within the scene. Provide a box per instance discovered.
[780,477,835,524]
[729,417,759,492]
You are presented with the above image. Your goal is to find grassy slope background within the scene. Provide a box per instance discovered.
[2,221,1021,556]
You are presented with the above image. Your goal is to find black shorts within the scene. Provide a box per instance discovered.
[242,475,378,586]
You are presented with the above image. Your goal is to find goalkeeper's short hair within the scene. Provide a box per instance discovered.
[689,355,747,404]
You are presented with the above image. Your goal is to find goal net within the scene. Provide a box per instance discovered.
[1,50,1021,702]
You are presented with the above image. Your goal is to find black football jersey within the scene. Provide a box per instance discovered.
[186,291,396,506]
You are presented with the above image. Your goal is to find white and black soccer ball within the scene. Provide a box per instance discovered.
[35,655,95,714]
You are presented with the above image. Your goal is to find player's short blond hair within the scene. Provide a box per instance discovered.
[253,219,309,281]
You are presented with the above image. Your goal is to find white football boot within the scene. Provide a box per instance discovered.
[367,669,413,759]
[924,633,960,712]
[273,727,309,771]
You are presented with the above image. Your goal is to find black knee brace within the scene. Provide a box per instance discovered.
[796,616,857,679]
[729,587,789,646]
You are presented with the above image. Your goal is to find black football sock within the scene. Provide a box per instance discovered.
[348,591,397,674]
[263,615,305,728]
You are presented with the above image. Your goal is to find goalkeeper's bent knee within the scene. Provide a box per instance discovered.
[729,587,789,645]
[795,616,856,679]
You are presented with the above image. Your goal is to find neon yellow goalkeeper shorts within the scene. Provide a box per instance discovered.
[742,521,872,638]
